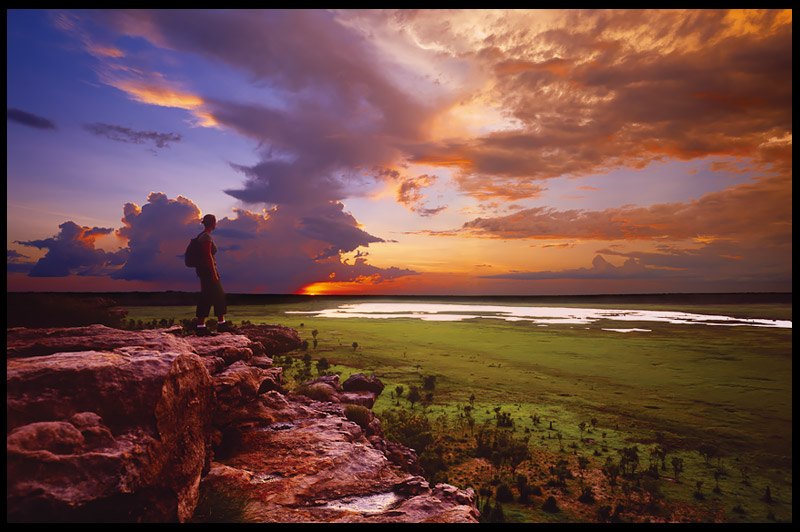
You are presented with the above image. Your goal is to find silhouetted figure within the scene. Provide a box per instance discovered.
[194,214,233,336]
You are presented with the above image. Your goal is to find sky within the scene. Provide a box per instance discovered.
[7,9,793,296]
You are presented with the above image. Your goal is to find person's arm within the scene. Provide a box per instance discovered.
[201,241,220,281]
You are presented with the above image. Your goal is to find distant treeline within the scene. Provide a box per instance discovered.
[7,290,792,308]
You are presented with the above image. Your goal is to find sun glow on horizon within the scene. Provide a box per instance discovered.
[297,281,385,297]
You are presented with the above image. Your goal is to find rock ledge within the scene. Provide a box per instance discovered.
[6,324,478,523]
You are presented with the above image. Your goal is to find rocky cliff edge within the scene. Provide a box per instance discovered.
[6,324,479,523]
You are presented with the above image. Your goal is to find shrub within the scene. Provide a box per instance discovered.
[597,505,613,522]
[578,487,596,504]
[495,483,514,503]
[420,448,448,482]
[380,408,433,454]
[542,495,560,513]
[407,386,421,408]
[192,484,253,523]
[518,482,531,504]
[296,383,335,401]
[344,404,373,429]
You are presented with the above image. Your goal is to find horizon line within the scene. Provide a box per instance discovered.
[7,290,792,298]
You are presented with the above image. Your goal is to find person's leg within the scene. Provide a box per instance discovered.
[196,276,214,335]
[210,279,234,332]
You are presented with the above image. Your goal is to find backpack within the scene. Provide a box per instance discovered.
[184,233,204,268]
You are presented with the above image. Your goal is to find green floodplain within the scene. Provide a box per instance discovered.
[24,292,793,523]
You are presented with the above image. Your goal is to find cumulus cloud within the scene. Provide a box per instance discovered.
[213,204,415,293]
[102,192,414,293]
[15,221,125,277]
[112,192,203,283]
[7,108,57,130]
[83,122,182,149]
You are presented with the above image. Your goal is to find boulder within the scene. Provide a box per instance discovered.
[235,324,303,356]
[7,343,213,522]
[342,373,384,394]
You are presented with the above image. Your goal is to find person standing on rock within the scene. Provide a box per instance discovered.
[194,214,234,336]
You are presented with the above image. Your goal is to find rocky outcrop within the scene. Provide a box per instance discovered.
[6,324,478,523]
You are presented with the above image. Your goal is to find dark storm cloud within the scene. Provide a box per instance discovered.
[95,9,434,207]
[83,122,182,149]
[7,108,57,130]
[294,201,385,260]
[15,221,125,277]
[7,250,36,274]
[111,192,204,283]
[214,204,415,293]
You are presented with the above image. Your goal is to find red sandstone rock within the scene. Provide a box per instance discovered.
[235,324,303,356]
[6,324,478,523]
[7,347,213,522]
[342,373,385,394]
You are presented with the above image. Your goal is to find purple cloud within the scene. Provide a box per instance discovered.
[15,221,124,277]
[7,108,57,130]
[92,10,434,208]
[99,192,414,293]
[83,122,182,149]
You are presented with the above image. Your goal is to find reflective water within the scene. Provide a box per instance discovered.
[287,302,791,330]
[322,491,400,515]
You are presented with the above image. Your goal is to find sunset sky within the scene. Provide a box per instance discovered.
[7,9,792,296]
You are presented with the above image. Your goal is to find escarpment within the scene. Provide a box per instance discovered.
[6,324,478,523]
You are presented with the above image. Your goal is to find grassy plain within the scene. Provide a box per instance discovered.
[123,297,792,523]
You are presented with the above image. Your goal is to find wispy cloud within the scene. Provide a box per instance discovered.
[460,173,792,243]
[7,108,57,130]
[480,254,680,281]
[83,122,182,149]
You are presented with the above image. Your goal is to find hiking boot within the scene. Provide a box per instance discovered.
[217,322,237,334]
[195,327,213,337]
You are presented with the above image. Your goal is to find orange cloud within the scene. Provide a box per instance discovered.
[692,92,764,110]
[402,9,792,201]
[495,57,572,78]
[58,11,219,128]
[86,44,125,58]
[106,79,218,127]
[413,154,474,167]
[459,173,791,244]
